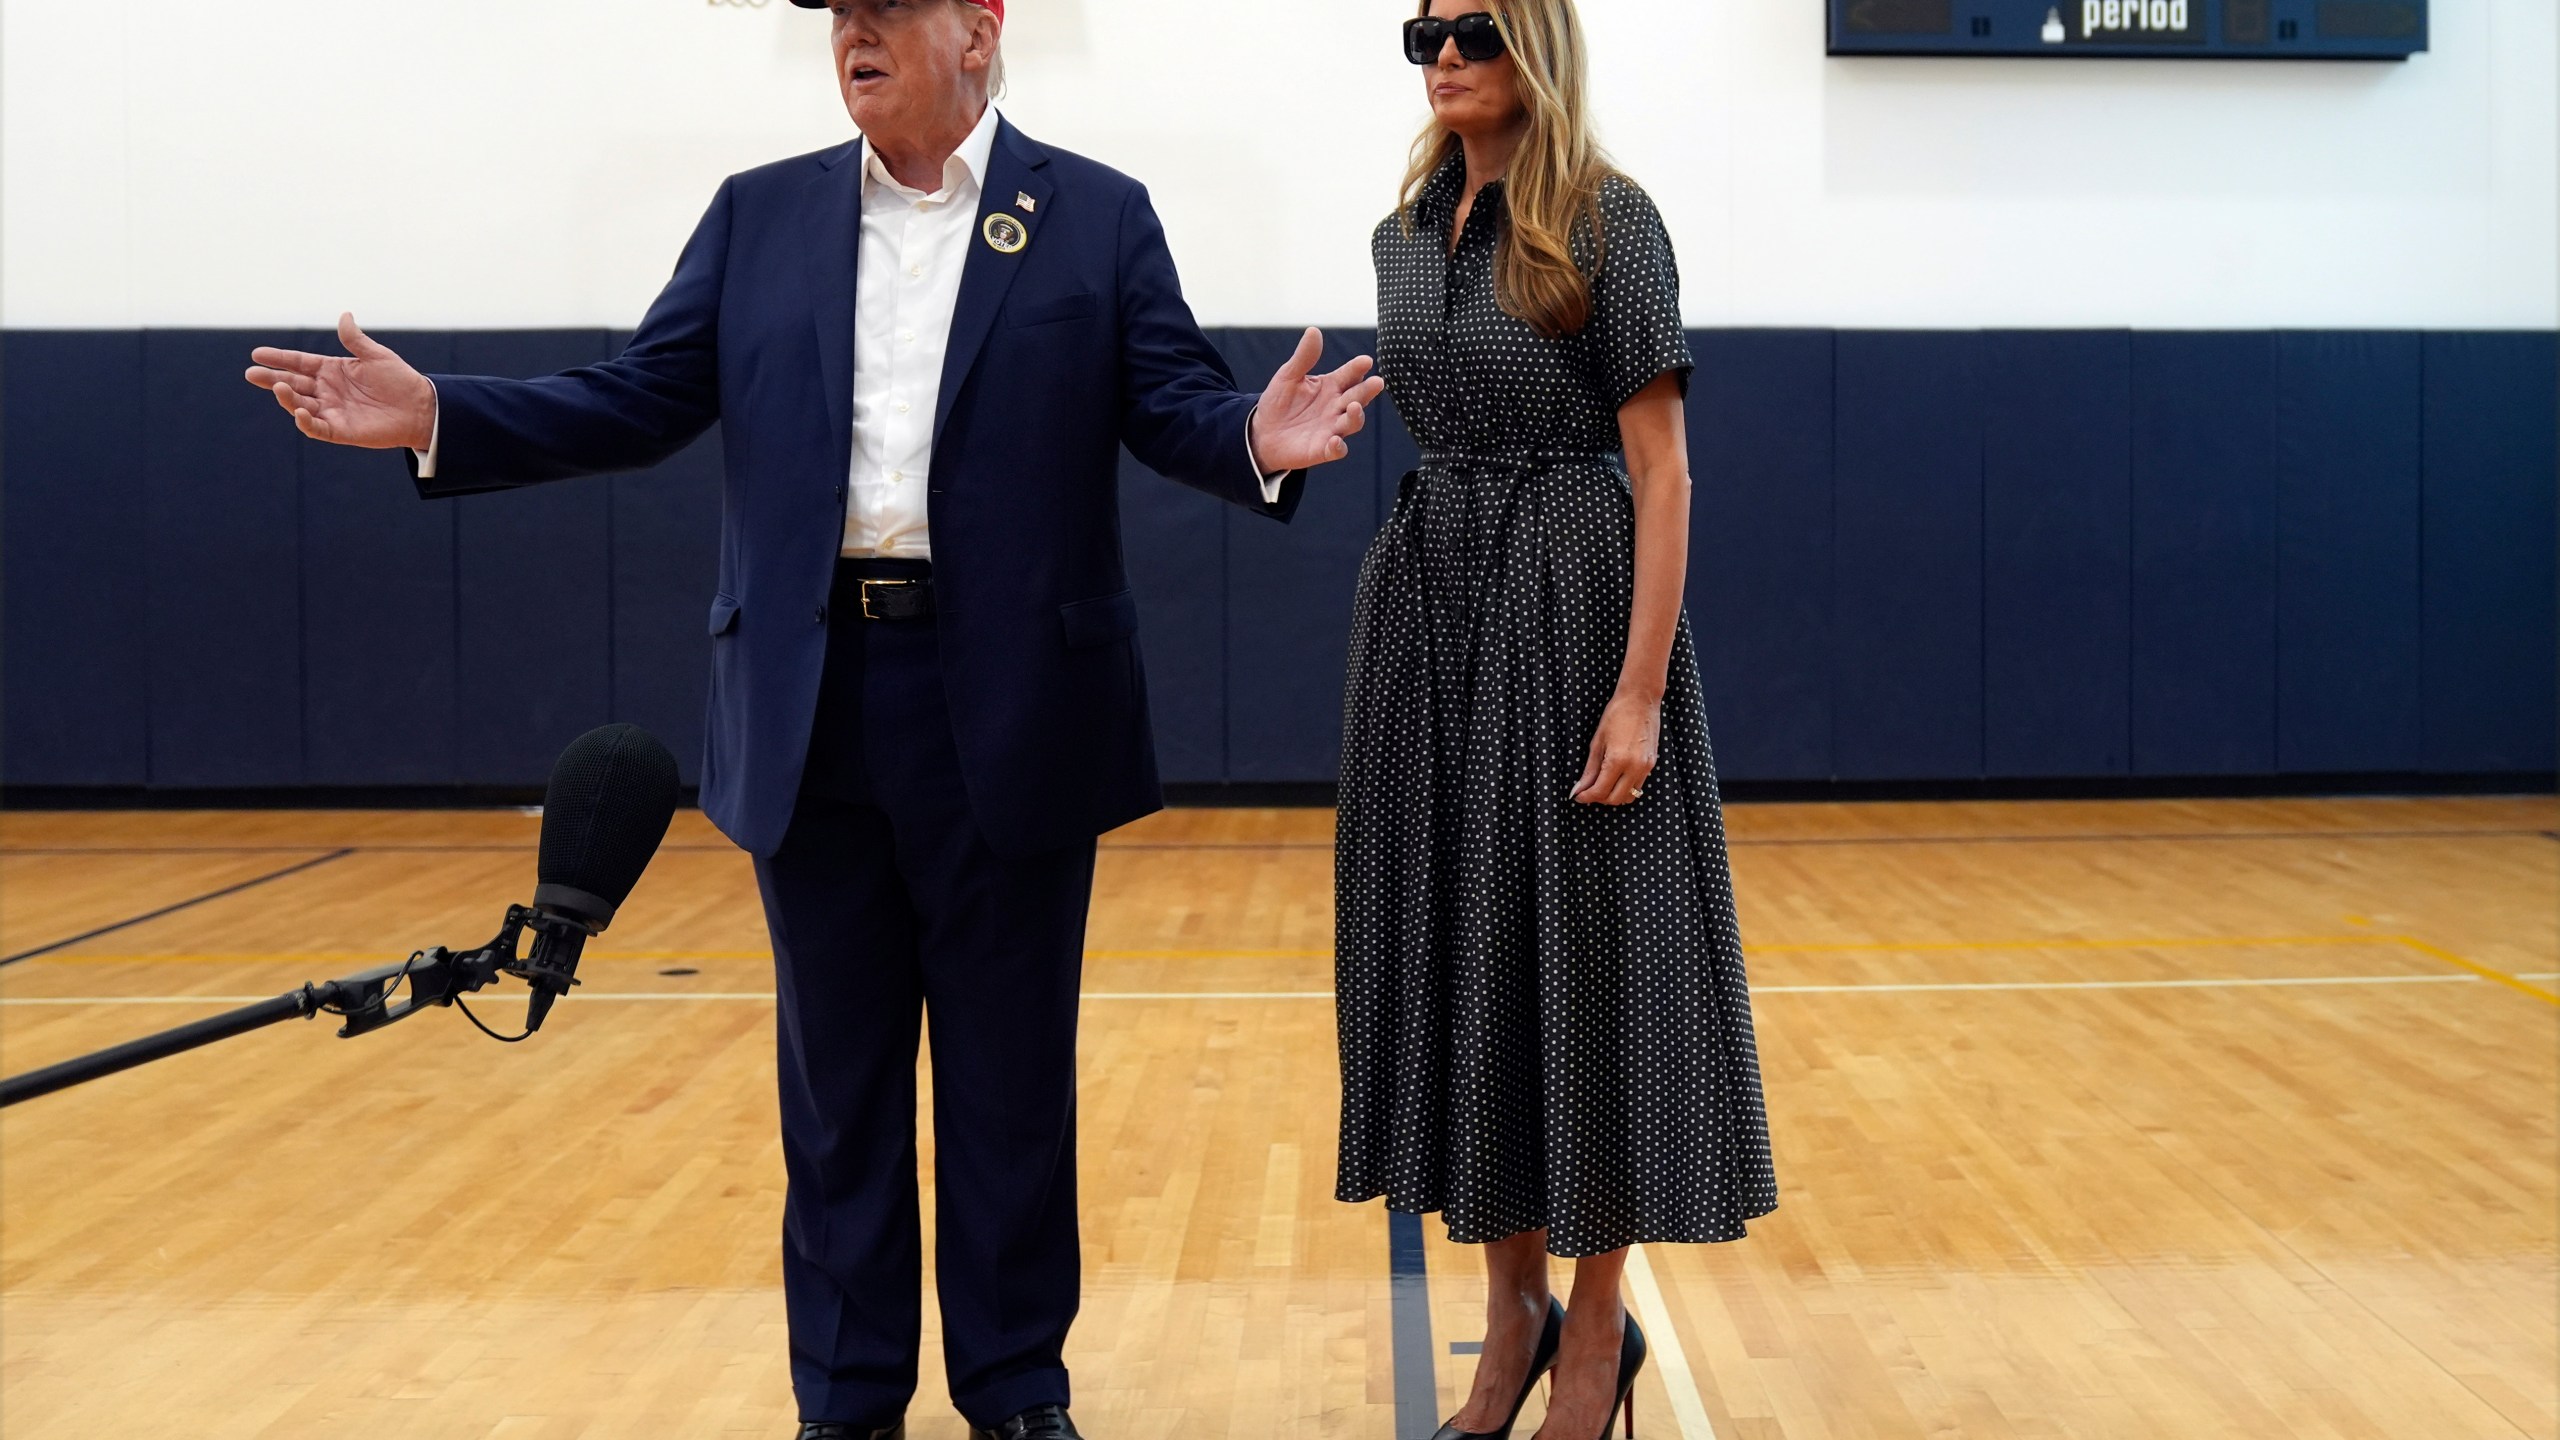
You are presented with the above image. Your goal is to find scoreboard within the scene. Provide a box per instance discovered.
[1827,0,2426,57]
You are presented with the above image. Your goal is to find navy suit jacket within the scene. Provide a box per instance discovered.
[414,120,1302,857]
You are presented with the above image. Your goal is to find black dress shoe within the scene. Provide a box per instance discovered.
[969,1403,1082,1440]
[798,1423,904,1440]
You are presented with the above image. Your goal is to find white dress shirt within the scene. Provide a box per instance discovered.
[840,102,1002,558]
[420,104,1283,534]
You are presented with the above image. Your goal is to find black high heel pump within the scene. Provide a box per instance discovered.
[1430,1296,1568,1440]
[1599,1314,1648,1439]
[1535,1311,1651,1440]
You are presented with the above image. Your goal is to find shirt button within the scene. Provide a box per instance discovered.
[899,330,915,343]
[889,469,905,483]
[909,265,923,278]
[895,401,911,414]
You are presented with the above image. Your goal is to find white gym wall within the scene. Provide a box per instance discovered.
[3,0,2551,330]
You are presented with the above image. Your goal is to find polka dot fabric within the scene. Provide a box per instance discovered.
[1333,153,1778,1258]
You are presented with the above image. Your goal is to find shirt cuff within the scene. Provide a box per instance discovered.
[1245,405,1285,506]
[413,383,440,478]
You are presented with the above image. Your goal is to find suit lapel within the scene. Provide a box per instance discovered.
[933,119,1055,454]
[803,140,864,475]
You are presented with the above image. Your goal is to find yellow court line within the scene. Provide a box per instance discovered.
[1083,948,1331,960]
[1753,933,2391,955]
[8,934,2549,1014]
[0,950,782,967]
[0,975,2502,1007]
[0,935,2442,967]
[1099,935,2408,961]
[2390,934,2560,1006]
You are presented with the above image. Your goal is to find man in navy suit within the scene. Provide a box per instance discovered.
[246,3,1382,1437]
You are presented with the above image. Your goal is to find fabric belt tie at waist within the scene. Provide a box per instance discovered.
[833,556,935,621]
[1418,449,1624,468]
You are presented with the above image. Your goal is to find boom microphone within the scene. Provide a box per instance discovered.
[512,724,682,1032]
[0,723,683,1107]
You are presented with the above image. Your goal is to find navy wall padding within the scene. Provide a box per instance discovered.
[609,459,720,789]
[1831,331,1985,780]
[299,329,460,785]
[5,327,2552,793]
[1981,331,2132,777]
[1120,446,1227,784]
[2130,332,2279,776]
[1687,330,1836,781]
[2,331,150,785]
[1218,328,1381,782]
[2421,332,2559,772]
[449,331,618,786]
[2275,332,2424,773]
[604,327,721,788]
[142,329,308,787]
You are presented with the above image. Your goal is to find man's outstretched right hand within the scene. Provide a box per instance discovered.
[245,312,436,451]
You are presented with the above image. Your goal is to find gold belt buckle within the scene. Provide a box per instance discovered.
[859,578,910,620]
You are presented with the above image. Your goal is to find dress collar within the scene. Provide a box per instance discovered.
[1415,145,1504,244]
[1415,146,1466,227]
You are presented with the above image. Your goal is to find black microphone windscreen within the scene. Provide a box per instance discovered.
[534,724,681,930]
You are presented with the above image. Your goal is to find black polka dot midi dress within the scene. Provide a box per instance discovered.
[1333,153,1778,1258]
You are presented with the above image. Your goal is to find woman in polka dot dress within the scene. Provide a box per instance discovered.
[1334,2,1778,1437]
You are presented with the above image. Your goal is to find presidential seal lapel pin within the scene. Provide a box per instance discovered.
[983,211,1029,254]
[1016,192,1037,213]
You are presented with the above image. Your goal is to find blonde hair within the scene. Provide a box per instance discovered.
[1400,0,1612,337]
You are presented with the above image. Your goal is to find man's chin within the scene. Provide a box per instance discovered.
[842,89,897,130]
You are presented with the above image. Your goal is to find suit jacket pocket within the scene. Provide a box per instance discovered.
[1007,291,1101,330]
[1058,588,1138,649]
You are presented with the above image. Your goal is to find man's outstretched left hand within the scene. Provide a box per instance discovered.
[1249,327,1387,472]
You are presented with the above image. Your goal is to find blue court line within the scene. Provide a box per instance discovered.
[1389,1209,1438,1439]
[0,849,356,966]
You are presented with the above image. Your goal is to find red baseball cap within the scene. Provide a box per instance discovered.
[794,0,1002,18]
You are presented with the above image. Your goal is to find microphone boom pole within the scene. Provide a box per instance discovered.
[0,942,505,1109]
[1,988,322,1109]
[0,722,679,1111]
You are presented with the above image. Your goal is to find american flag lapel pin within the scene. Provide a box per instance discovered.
[1017,192,1037,213]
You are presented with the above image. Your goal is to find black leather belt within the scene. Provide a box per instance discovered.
[835,559,935,621]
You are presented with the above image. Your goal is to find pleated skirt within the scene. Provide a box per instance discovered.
[1332,454,1779,1257]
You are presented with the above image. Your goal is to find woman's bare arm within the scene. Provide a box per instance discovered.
[1571,371,1691,806]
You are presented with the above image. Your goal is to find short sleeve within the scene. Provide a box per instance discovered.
[1583,178,1693,411]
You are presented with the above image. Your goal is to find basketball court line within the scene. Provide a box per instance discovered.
[1625,1244,1720,1440]
[7,971,2550,1007]
[2387,934,2560,1004]
[1387,1211,1439,1440]
[15,930,2549,986]
[0,849,355,967]
[8,943,2543,1438]
[1,825,2549,857]
[0,933,2477,965]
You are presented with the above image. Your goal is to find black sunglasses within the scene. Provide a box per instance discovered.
[1403,12,1507,65]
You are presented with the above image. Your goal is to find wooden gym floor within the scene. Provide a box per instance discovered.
[1,796,2554,1439]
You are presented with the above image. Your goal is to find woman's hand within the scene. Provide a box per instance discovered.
[1571,688,1661,806]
